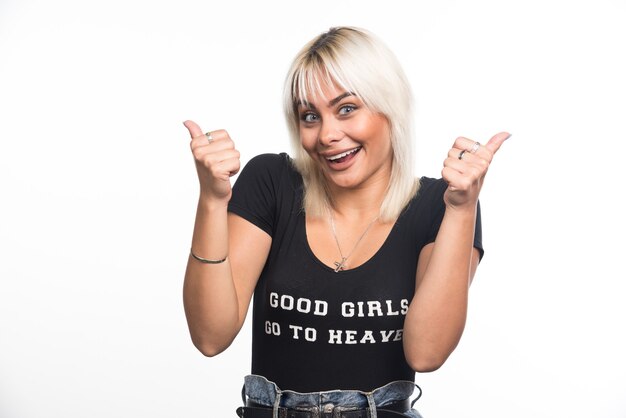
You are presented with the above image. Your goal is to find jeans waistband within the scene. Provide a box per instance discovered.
[241,375,422,418]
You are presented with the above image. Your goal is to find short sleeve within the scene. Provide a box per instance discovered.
[421,177,485,261]
[228,153,285,237]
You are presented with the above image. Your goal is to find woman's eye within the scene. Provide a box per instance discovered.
[301,112,319,123]
[338,105,356,115]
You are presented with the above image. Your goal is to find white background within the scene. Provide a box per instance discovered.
[1,0,625,417]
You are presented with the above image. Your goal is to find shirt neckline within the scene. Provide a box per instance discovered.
[301,213,399,275]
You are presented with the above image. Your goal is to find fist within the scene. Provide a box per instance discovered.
[183,120,241,201]
[441,131,510,210]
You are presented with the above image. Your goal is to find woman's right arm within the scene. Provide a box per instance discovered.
[182,120,271,357]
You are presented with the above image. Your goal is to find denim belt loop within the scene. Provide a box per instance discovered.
[410,383,423,408]
[272,389,282,418]
[241,384,247,405]
[365,392,377,418]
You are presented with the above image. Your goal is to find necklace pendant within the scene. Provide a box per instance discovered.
[334,257,347,272]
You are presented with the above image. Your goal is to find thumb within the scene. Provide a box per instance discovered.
[183,120,204,139]
[485,131,511,155]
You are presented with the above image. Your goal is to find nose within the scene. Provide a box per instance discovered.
[318,118,344,146]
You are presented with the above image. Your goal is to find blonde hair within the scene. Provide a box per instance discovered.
[283,27,419,222]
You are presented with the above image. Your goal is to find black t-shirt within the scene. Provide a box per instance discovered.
[228,153,483,392]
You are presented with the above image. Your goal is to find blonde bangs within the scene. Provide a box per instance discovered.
[291,55,361,113]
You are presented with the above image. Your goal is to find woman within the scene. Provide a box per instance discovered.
[183,27,508,418]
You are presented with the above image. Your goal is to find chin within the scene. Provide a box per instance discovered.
[325,172,364,189]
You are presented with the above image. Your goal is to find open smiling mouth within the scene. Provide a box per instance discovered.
[326,146,362,164]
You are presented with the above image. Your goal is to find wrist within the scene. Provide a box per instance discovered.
[444,203,477,221]
[198,192,230,211]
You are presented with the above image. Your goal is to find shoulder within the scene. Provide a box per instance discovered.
[242,152,293,174]
[232,152,303,208]
[397,177,447,231]
[417,176,447,196]
[404,177,447,211]
[229,153,300,236]
[237,153,300,184]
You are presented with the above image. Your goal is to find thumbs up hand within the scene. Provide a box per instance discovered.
[441,131,510,210]
[183,120,241,203]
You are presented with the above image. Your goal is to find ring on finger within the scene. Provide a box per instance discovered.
[458,149,467,160]
[205,132,213,144]
[470,141,480,153]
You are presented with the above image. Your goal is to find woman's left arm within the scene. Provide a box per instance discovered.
[403,132,510,372]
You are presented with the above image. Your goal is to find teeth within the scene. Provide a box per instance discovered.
[326,147,361,161]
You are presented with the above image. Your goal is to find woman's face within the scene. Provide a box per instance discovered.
[297,82,393,192]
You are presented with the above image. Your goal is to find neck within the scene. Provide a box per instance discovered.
[327,176,388,220]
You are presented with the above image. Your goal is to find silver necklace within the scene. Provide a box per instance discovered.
[330,212,379,272]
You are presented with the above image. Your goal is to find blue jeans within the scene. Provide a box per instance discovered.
[241,375,423,418]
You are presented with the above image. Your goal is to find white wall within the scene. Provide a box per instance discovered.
[1,0,624,417]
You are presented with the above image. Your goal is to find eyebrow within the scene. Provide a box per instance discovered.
[329,92,355,106]
[296,92,356,110]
